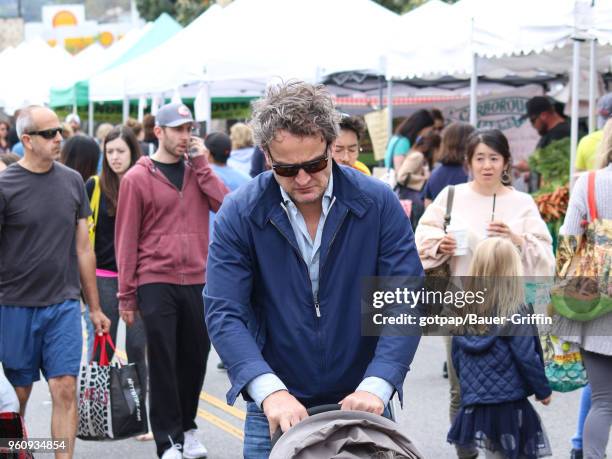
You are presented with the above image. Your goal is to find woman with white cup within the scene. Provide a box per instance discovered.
[415,128,554,459]
[417,129,553,276]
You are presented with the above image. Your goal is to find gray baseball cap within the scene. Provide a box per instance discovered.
[155,103,194,127]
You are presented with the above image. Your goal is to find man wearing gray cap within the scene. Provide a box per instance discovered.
[115,103,229,459]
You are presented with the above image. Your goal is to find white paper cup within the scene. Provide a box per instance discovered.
[447,228,468,256]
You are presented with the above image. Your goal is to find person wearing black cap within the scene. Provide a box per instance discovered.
[526,96,571,150]
[115,103,229,459]
[516,96,571,192]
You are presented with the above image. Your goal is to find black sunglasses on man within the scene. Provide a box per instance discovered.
[26,127,63,139]
[268,142,330,177]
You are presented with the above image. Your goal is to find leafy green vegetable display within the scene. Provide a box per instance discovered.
[528,138,570,194]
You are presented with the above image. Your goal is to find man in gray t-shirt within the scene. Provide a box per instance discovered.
[0,106,110,458]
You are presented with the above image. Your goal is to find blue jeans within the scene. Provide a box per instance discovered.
[571,383,592,450]
[243,401,392,459]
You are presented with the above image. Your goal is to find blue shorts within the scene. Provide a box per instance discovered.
[0,300,82,387]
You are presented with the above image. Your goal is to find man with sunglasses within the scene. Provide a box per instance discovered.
[115,103,228,459]
[525,96,570,150]
[0,106,110,458]
[205,81,423,458]
[515,96,572,192]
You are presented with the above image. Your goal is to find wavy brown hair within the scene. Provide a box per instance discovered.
[100,126,142,216]
[439,122,476,165]
[250,80,340,152]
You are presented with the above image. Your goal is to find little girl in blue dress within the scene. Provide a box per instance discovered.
[447,237,553,459]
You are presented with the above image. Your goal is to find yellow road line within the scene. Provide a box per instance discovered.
[197,408,244,440]
[115,348,246,439]
[115,349,246,421]
[199,392,246,420]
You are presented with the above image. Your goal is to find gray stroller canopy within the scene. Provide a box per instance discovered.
[270,408,423,459]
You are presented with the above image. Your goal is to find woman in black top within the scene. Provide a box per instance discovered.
[86,127,152,441]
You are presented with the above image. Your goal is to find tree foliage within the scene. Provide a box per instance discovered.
[135,0,176,22]
[374,0,459,14]
[134,0,460,25]
[136,0,213,25]
[176,0,214,25]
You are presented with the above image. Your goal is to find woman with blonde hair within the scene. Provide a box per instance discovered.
[95,123,114,146]
[228,122,255,176]
[448,238,552,459]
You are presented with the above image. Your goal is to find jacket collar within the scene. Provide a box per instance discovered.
[250,162,373,229]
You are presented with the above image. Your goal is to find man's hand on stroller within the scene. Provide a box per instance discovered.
[339,391,384,415]
[262,390,309,437]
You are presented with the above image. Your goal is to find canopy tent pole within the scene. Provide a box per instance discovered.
[193,83,211,136]
[386,79,393,142]
[88,100,94,137]
[570,38,581,189]
[588,38,597,132]
[122,96,129,123]
[469,52,478,126]
[205,83,212,136]
[469,15,478,127]
[137,96,146,122]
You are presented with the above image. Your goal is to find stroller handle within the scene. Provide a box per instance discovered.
[306,403,342,416]
[270,404,342,448]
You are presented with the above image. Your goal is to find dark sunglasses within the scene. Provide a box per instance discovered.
[26,127,63,139]
[269,144,330,177]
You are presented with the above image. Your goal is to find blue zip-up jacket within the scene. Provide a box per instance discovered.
[204,163,423,407]
[452,335,552,406]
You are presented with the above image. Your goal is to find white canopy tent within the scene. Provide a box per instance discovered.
[89,0,401,127]
[399,0,450,26]
[49,26,150,100]
[0,47,17,110]
[387,0,612,185]
[0,38,74,115]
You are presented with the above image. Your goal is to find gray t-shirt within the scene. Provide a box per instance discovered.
[0,162,91,306]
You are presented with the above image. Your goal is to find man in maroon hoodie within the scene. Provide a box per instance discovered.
[115,103,228,459]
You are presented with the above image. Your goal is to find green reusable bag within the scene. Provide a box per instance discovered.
[543,335,588,393]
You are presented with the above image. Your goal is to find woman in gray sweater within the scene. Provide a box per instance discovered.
[553,119,612,459]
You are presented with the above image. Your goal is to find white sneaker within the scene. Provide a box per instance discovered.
[161,442,183,459]
[183,429,208,459]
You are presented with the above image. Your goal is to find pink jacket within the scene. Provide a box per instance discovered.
[115,155,228,311]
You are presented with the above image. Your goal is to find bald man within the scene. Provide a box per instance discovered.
[0,106,110,459]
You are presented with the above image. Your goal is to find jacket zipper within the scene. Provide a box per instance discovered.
[269,219,315,310]
[273,197,344,386]
[271,217,323,391]
[319,207,347,281]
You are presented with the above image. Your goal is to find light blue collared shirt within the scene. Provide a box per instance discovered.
[247,174,393,408]
[279,173,334,301]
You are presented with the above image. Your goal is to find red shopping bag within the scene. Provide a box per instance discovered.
[0,412,35,459]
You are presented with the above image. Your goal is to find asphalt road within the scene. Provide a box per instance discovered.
[18,321,611,458]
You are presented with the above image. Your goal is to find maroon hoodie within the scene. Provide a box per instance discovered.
[115,155,228,311]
